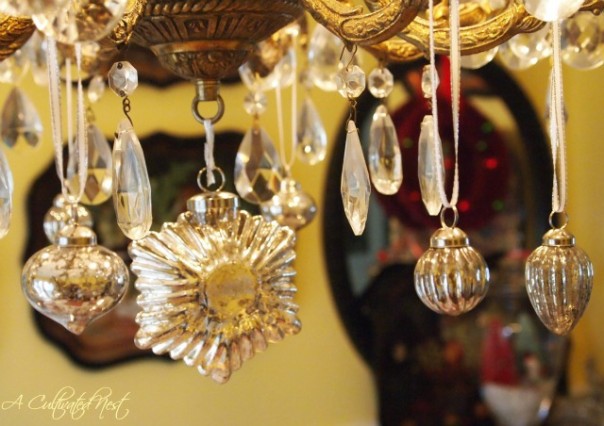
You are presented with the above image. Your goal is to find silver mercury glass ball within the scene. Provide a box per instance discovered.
[43,194,93,243]
[414,226,490,315]
[22,223,129,335]
[260,177,317,230]
[526,227,593,335]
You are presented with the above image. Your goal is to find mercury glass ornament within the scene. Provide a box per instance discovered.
[43,194,93,242]
[415,213,490,315]
[22,223,129,335]
[526,226,593,335]
[260,177,317,230]
[129,190,300,383]
[32,0,128,45]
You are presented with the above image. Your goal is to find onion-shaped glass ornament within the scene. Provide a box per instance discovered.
[43,194,93,242]
[129,178,300,383]
[525,222,593,335]
[22,223,129,334]
[260,177,317,231]
[414,209,490,315]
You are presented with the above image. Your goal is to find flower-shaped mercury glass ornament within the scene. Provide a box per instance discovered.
[415,209,490,315]
[526,224,593,335]
[129,187,300,383]
[22,223,129,334]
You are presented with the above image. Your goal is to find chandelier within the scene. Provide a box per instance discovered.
[0,0,600,383]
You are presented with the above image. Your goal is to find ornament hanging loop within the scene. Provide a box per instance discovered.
[549,210,569,230]
[339,44,358,70]
[197,167,225,193]
[192,95,225,125]
[440,206,459,229]
[122,97,133,126]
[347,99,358,124]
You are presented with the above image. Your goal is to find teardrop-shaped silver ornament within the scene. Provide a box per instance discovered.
[418,114,445,216]
[1,87,43,150]
[112,119,152,240]
[234,125,283,204]
[296,97,327,165]
[341,120,371,236]
[368,105,402,195]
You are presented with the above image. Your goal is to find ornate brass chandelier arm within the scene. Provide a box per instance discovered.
[300,0,423,46]
[364,39,423,62]
[581,0,604,13]
[0,14,35,62]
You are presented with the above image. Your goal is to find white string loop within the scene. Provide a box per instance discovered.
[203,118,216,186]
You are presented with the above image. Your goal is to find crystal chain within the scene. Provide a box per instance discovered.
[550,21,567,213]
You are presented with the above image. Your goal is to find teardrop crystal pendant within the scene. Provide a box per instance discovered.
[418,115,445,216]
[415,222,490,315]
[113,118,152,240]
[368,105,402,195]
[1,87,43,150]
[526,226,593,335]
[341,120,371,236]
[0,148,13,239]
[296,97,327,165]
[67,123,113,205]
[22,224,129,334]
[234,125,283,204]
[260,177,317,230]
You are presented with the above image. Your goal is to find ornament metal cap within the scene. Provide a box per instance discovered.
[430,226,470,248]
[542,228,576,247]
[187,191,239,225]
[55,224,97,246]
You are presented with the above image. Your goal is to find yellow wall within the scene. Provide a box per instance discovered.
[1,51,603,425]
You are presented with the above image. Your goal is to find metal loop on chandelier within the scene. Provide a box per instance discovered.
[197,167,225,193]
[549,210,569,230]
[192,95,225,125]
[440,206,459,229]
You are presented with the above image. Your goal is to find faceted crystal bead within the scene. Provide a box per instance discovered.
[88,74,106,103]
[0,47,30,85]
[526,228,593,335]
[260,178,317,230]
[418,115,444,216]
[234,126,283,204]
[67,124,113,205]
[368,105,402,195]
[113,119,152,240]
[43,194,93,243]
[307,24,360,92]
[108,61,138,97]
[32,0,128,44]
[561,12,604,70]
[421,65,439,99]
[341,120,371,236]
[497,41,539,70]
[1,87,43,150]
[368,67,394,99]
[460,47,499,69]
[523,0,583,22]
[0,148,13,239]
[243,91,268,116]
[335,65,366,99]
[509,24,552,63]
[296,97,327,165]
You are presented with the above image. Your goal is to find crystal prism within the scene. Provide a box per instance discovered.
[1,87,43,150]
[509,24,552,63]
[418,115,444,216]
[368,105,402,195]
[296,97,327,165]
[335,65,366,99]
[113,119,152,240]
[498,41,539,70]
[561,12,604,70]
[27,32,49,86]
[341,120,371,236]
[0,147,13,238]
[421,65,439,99]
[243,91,268,116]
[368,67,394,99]
[108,61,138,97]
[68,124,113,205]
[234,125,283,204]
[0,46,30,85]
[87,75,106,103]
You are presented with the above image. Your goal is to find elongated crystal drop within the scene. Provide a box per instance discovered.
[0,148,13,238]
[68,124,113,205]
[1,87,43,150]
[341,120,371,236]
[112,119,152,240]
[296,97,327,165]
[368,105,402,195]
[418,115,444,216]
[234,125,283,204]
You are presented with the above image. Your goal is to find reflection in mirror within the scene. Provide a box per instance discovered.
[323,60,567,425]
